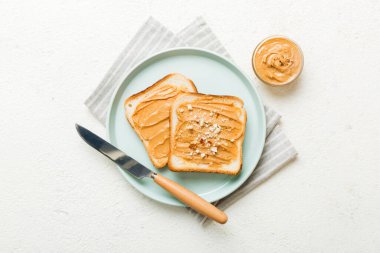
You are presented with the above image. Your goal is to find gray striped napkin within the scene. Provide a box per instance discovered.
[85,17,297,224]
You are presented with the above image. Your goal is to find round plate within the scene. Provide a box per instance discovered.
[106,48,266,206]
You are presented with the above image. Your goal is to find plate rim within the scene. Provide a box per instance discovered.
[106,47,266,206]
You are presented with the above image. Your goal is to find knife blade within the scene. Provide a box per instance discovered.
[75,124,153,179]
[75,123,228,224]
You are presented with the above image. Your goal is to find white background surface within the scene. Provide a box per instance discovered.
[1,0,379,252]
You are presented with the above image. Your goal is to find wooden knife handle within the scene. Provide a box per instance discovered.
[152,173,228,224]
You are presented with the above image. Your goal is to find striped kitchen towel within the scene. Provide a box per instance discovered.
[85,17,297,224]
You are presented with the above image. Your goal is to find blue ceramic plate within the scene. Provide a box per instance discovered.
[106,48,266,206]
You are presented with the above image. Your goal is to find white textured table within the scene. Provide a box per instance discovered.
[1,1,379,252]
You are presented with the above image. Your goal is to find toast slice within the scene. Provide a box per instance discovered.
[168,93,247,175]
[124,73,197,168]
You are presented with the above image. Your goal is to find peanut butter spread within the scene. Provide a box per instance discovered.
[253,37,303,85]
[131,85,181,165]
[173,96,245,168]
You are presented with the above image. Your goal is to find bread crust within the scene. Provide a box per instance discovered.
[124,73,197,107]
[167,163,243,175]
[168,93,247,175]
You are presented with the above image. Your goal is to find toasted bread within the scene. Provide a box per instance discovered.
[124,74,197,168]
[168,93,247,175]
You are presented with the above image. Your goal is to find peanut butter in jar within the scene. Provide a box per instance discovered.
[252,36,303,86]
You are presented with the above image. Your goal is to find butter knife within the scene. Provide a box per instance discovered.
[75,124,228,224]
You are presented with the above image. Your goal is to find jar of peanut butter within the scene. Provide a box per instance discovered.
[252,36,303,86]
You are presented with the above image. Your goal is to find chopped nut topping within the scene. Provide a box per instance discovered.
[174,96,244,166]
[208,123,221,135]
[199,118,204,127]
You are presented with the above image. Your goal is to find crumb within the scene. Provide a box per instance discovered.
[195,149,200,154]
[209,123,220,133]
[210,146,218,154]
[179,108,184,113]
[199,118,204,127]
[187,104,193,111]
[200,153,206,158]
